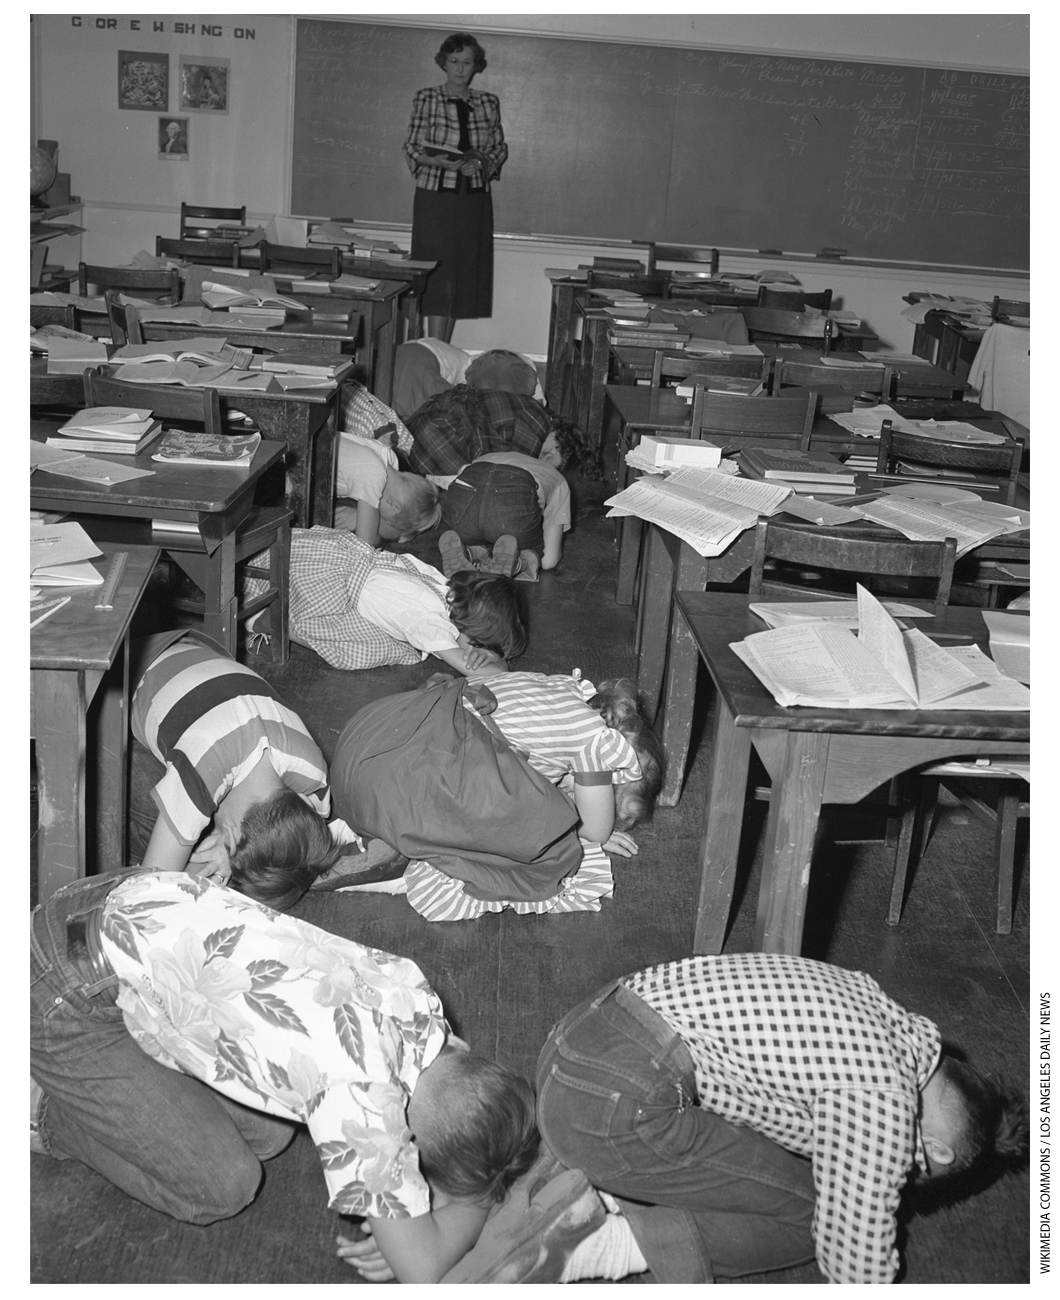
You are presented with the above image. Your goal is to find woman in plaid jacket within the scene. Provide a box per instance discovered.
[403,33,507,342]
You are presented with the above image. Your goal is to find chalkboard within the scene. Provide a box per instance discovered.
[291,20,1029,271]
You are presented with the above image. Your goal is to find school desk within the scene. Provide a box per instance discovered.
[906,306,985,385]
[30,419,286,657]
[31,357,341,529]
[339,255,438,348]
[139,312,363,360]
[662,592,1029,956]
[32,541,159,902]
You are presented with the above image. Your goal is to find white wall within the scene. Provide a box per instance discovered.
[33,12,1030,355]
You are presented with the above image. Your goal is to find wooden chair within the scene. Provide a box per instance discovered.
[257,241,341,279]
[773,355,893,398]
[31,303,78,330]
[748,517,956,613]
[103,290,144,346]
[876,419,1024,505]
[690,386,818,449]
[655,243,720,276]
[156,235,241,267]
[740,305,831,344]
[990,296,1029,322]
[757,285,833,311]
[650,352,771,388]
[179,202,249,240]
[80,370,292,662]
[78,262,181,303]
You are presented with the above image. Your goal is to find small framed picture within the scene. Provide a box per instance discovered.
[158,116,190,161]
[119,51,169,111]
[180,57,230,114]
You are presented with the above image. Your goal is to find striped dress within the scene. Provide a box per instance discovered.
[131,634,329,846]
[405,672,642,922]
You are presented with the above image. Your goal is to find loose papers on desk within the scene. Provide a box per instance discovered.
[605,465,790,557]
[855,496,1028,557]
[733,585,1030,711]
[30,520,104,586]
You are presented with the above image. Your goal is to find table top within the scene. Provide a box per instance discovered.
[272,276,409,305]
[675,591,1030,743]
[31,541,160,672]
[140,314,362,348]
[30,416,286,514]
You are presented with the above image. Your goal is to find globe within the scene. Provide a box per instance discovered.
[31,146,58,199]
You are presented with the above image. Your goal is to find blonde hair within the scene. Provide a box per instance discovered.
[588,678,664,831]
[382,471,441,538]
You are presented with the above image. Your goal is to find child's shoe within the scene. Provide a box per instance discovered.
[515,549,541,582]
[482,534,519,577]
[439,530,472,578]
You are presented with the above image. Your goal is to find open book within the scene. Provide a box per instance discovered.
[201,281,304,311]
[732,586,1031,710]
[605,465,791,557]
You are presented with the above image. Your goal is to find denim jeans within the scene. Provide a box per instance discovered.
[536,980,817,1283]
[30,873,297,1224]
[441,461,544,553]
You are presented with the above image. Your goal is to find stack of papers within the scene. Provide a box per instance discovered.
[30,520,104,587]
[856,496,1028,557]
[626,436,724,472]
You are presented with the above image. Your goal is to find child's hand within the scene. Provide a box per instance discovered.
[464,645,499,671]
[335,1229,395,1282]
[601,830,639,858]
[188,830,232,884]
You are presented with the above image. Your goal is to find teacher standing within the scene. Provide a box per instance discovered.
[403,33,508,343]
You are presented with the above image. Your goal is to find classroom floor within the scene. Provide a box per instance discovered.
[30,487,1030,1284]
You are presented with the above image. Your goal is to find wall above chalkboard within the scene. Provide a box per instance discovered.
[291,20,1029,272]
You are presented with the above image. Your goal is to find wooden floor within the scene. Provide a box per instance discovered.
[30,491,1031,1284]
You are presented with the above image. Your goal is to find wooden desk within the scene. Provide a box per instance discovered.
[311,279,408,406]
[32,542,159,901]
[140,312,363,360]
[663,592,1029,955]
[30,422,286,656]
[909,309,985,384]
[340,254,437,346]
[31,357,340,529]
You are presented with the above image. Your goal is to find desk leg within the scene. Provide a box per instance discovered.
[201,533,238,658]
[34,669,88,901]
[615,516,643,605]
[547,284,575,416]
[373,304,398,406]
[93,650,128,873]
[658,600,700,808]
[692,696,753,955]
[636,528,674,725]
[309,405,337,529]
[752,731,830,955]
[585,322,612,454]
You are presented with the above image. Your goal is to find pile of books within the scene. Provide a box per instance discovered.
[258,352,355,389]
[740,448,859,496]
[46,406,163,456]
[609,322,690,349]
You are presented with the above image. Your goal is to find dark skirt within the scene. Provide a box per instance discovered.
[411,186,494,320]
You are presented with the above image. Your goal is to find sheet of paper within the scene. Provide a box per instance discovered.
[749,599,932,629]
[31,441,83,469]
[777,496,866,526]
[935,646,1031,709]
[732,622,913,707]
[36,456,156,485]
[900,626,980,705]
[856,585,918,703]
[857,498,1008,557]
[827,405,917,438]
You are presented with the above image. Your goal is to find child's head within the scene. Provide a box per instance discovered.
[228,790,346,910]
[409,1043,540,1206]
[380,470,441,542]
[539,416,604,481]
[588,678,664,831]
[447,571,529,661]
[906,1050,1029,1211]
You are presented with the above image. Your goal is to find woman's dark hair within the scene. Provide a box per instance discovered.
[588,678,665,830]
[228,790,346,911]
[447,571,529,661]
[414,1046,540,1205]
[550,415,604,480]
[435,33,487,74]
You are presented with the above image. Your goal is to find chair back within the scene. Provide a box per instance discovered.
[990,295,1030,322]
[650,352,769,387]
[773,356,892,397]
[78,262,181,302]
[83,369,223,437]
[876,420,1024,505]
[31,303,78,330]
[103,290,144,347]
[691,388,817,449]
[156,236,240,268]
[179,202,248,240]
[748,518,956,613]
[586,269,667,297]
[740,306,832,342]
[654,243,720,277]
[756,285,833,312]
[258,241,341,278]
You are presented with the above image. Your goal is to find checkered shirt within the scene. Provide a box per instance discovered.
[623,953,941,1284]
[403,86,507,192]
[408,385,549,476]
[338,382,414,458]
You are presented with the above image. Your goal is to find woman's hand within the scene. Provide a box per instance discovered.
[187,830,232,884]
[600,830,639,859]
[336,1229,395,1282]
[457,156,482,178]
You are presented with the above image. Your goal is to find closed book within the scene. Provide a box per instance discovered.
[151,430,261,466]
[767,479,860,496]
[741,448,856,482]
[260,352,354,379]
[47,422,163,456]
[704,377,764,397]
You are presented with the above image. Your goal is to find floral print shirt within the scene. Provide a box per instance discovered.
[100,872,448,1219]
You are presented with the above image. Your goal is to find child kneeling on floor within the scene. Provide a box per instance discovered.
[249,527,527,675]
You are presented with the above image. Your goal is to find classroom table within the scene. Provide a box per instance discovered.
[339,254,438,345]
[139,312,363,360]
[31,356,341,529]
[31,541,160,902]
[661,591,1029,956]
[30,419,286,656]
[906,304,986,384]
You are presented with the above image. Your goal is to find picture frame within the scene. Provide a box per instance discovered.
[158,116,190,161]
[118,51,169,111]
[179,56,230,114]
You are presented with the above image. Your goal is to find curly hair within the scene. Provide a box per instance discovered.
[587,678,665,830]
[228,790,346,911]
[549,415,604,480]
[434,33,487,74]
[447,571,529,661]
[414,1046,540,1205]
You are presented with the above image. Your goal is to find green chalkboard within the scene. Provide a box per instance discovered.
[291,20,1029,271]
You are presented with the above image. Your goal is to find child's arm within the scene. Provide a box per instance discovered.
[139,816,196,873]
[433,642,509,679]
[334,499,384,548]
[541,521,565,570]
[572,781,617,846]
[355,1199,491,1283]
